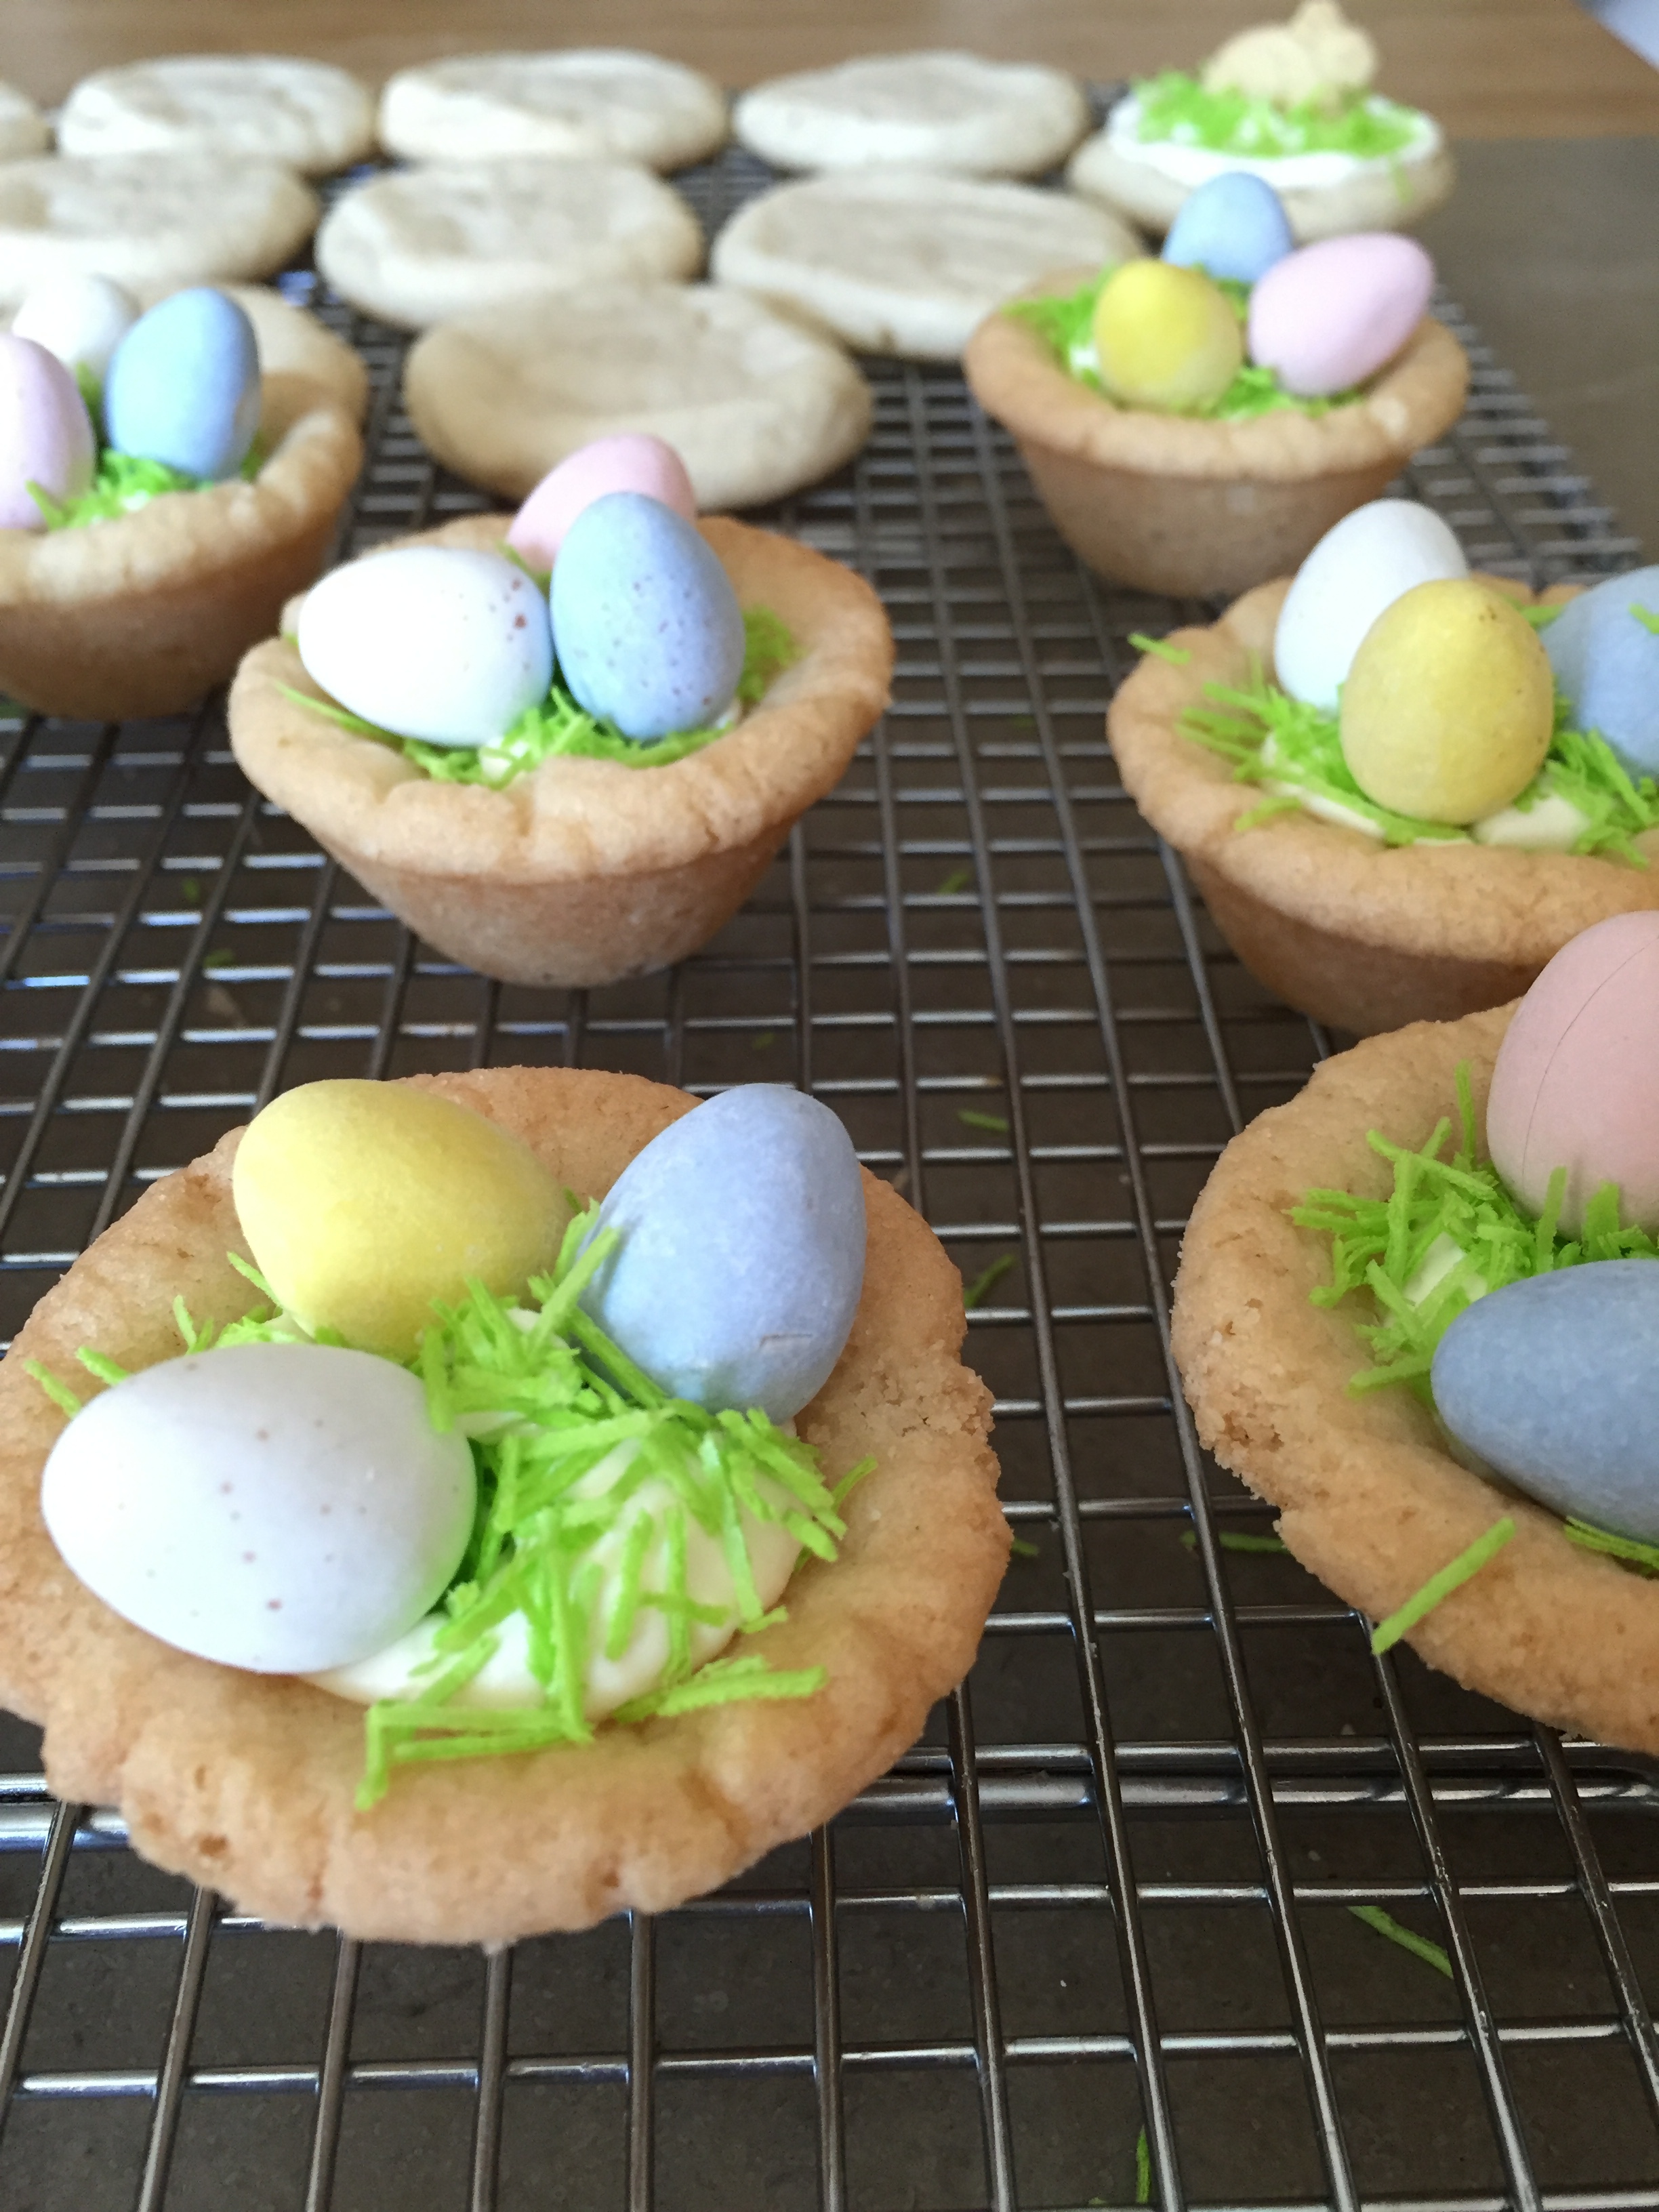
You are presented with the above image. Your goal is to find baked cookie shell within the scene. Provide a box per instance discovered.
[1108,579,1659,1032]
[0,1063,1006,1942]
[964,272,1469,597]
[0,374,363,721]
[229,514,893,987]
[1173,1006,1659,1755]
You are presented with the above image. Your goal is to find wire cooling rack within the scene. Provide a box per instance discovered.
[1,132,1656,2212]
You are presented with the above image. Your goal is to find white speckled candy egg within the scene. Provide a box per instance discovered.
[507,434,696,573]
[297,546,554,747]
[551,492,745,741]
[1274,500,1468,710]
[41,1342,476,1673]
[12,272,140,384]
[0,332,96,532]
[1486,912,1659,1235]
[1248,233,1435,398]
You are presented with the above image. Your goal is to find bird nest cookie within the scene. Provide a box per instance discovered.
[0,1063,1006,1942]
[229,513,893,987]
[1172,1004,1659,1755]
[1108,579,1659,1032]
[964,270,1467,597]
[0,373,363,721]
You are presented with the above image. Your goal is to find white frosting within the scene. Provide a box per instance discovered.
[1108,91,1441,191]
[1404,1231,1488,1310]
[1471,791,1591,851]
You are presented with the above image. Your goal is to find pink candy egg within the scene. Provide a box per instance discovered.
[507,434,696,571]
[0,333,96,532]
[1246,234,1435,399]
[1486,912,1659,1235]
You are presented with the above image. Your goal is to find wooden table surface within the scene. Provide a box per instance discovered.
[9,0,1659,136]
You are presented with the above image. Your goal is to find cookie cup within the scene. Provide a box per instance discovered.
[1109,579,1659,1033]
[0,373,363,721]
[0,1064,1007,1943]
[230,514,894,988]
[1174,1005,1659,1754]
[962,272,1469,598]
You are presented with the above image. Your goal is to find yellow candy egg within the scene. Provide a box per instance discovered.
[1091,260,1244,412]
[1339,579,1555,825]
[232,1080,572,1357]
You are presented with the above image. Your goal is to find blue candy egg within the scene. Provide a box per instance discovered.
[1162,173,1294,287]
[550,491,745,741]
[580,1086,867,1423]
[1432,1262,1659,1542]
[1542,565,1659,779]
[104,287,261,480]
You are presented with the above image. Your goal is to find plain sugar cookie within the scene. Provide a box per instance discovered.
[0,83,49,161]
[378,49,727,171]
[403,282,872,510]
[734,51,1089,179]
[712,169,1142,361]
[56,55,375,176]
[0,154,319,312]
[316,157,702,330]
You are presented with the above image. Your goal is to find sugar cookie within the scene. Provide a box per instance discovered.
[56,55,375,176]
[712,169,1142,360]
[222,285,370,422]
[735,51,1088,178]
[379,49,727,171]
[316,157,702,330]
[0,83,49,161]
[404,282,872,510]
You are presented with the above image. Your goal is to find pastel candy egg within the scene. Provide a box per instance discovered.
[1274,500,1468,710]
[12,272,139,384]
[1486,912,1659,1235]
[1092,259,1244,412]
[0,333,96,531]
[297,546,554,747]
[1432,1263,1659,1544]
[41,1342,476,1673]
[1248,234,1435,398]
[233,1079,573,1357]
[1542,565,1659,779]
[551,492,745,741]
[1339,579,1553,824]
[581,1085,867,1423]
[1162,172,1294,287]
[507,434,696,574]
[104,287,261,479]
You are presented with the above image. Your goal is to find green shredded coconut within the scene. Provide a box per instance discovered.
[1008,1532,1040,1559]
[30,441,264,530]
[1519,602,1564,630]
[1131,70,1423,160]
[962,1253,1017,1311]
[1135,2124,1151,2205]
[1181,661,1659,865]
[1128,632,1191,666]
[1347,1904,1453,1978]
[1370,1518,1514,1652]
[936,866,972,895]
[282,607,798,788]
[958,1109,1010,1135]
[1562,1519,1659,1577]
[1631,602,1659,636]
[1179,1528,1288,1554]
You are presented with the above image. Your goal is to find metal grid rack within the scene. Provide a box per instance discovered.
[1,136,1656,2212]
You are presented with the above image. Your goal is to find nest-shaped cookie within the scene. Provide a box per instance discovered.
[963,271,1468,598]
[1108,577,1659,1033]
[0,1064,1006,1944]
[1173,1005,1659,1754]
[0,372,363,721]
[230,513,894,987]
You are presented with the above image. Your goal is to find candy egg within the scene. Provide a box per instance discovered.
[1248,234,1435,398]
[1274,500,1468,710]
[1162,172,1294,287]
[12,272,139,386]
[297,546,554,747]
[550,491,745,741]
[1339,579,1554,824]
[0,333,96,531]
[506,434,696,574]
[581,1086,867,1422]
[232,1079,572,1357]
[1542,565,1659,780]
[1091,259,1244,412]
[104,287,262,480]
[1432,1263,1659,1544]
[1486,912,1659,1235]
[41,1342,476,1673]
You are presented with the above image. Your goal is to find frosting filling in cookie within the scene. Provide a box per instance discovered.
[1107,82,1437,188]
